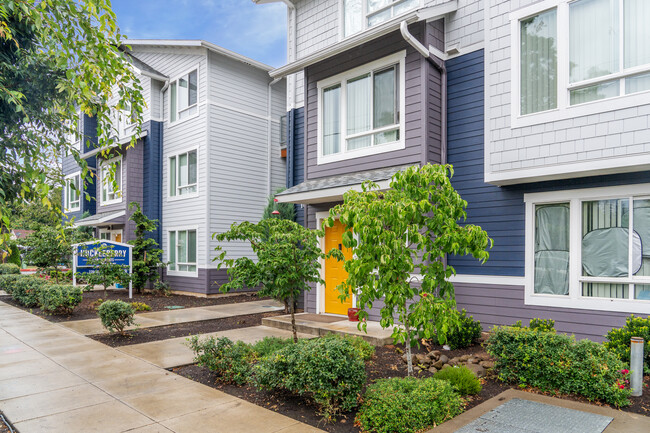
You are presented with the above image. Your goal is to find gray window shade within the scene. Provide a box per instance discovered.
[170,82,177,123]
[188,70,197,106]
[534,203,570,295]
[188,151,197,186]
[169,231,176,270]
[520,9,557,115]
[322,85,341,155]
[373,67,396,128]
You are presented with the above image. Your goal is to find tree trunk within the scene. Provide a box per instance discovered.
[103,285,107,300]
[289,295,297,343]
[405,320,413,376]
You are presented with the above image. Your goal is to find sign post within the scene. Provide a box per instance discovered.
[72,240,133,299]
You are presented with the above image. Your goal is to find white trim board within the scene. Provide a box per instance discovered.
[276,179,392,204]
[408,274,525,286]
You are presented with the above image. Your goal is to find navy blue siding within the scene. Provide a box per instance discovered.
[287,107,305,226]
[142,120,163,245]
[447,49,650,277]
[62,114,97,223]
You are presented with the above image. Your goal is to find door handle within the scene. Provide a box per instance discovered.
[338,244,342,251]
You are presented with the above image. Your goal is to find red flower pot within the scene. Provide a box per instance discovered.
[348,307,360,322]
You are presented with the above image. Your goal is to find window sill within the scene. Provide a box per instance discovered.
[167,193,199,203]
[168,105,200,129]
[100,198,123,207]
[317,139,404,165]
[65,207,81,213]
[524,292,650,314]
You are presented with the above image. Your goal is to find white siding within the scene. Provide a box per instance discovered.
[485,0,650,184]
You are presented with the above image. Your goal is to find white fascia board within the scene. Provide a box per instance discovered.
[81,130,148,159]
[276,179,391,204]
[74,210,126,227]
[126,39,273,72]
[269,2,458,79]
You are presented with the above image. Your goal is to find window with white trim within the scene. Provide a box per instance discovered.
[318,52,405,164]
[527,185,650,312]
[169,69,198,123]
[168,229,197,273]
[514,0,650,118]
[65,113,82,153]
[169,150,198,198]
[100,157,122,205]
[65,173,81,212]
[343,0,420,37]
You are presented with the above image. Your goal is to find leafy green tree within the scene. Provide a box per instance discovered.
[262,188,295,221]
[23,226,71,280]
[78,244,131,299]
[9,188,62,230]
[326,164,492,375]
[0,0,144,246]
[128,202,163,294]
[214,219,325,342]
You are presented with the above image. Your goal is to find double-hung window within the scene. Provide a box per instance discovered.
[169,150,198,198]
[65,173,81,212]
[318,52,405,164]
[526,185,650,313]
[514,0,650,120]
[170,69,198,123]
[168,229,197,274]
[343,0,420,37]
[100,157,122,205]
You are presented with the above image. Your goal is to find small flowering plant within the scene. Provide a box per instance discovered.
[616,369,630,390]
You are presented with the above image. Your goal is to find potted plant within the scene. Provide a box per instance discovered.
[348,307,360,322]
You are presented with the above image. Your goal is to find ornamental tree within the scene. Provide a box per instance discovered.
[214,218,325,342]
[326,164,492,375]
[128,202,164,294]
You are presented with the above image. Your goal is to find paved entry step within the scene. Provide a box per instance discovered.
[454,398,613,433]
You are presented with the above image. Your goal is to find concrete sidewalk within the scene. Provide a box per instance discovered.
[59,299,284,335]
[0,301,323,433]
[119,325,314,369]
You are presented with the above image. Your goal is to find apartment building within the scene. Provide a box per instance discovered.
[62,41,287,294]
[262,0,650,340]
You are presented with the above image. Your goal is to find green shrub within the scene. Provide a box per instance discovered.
[355,377,465,433]
[152,280,171,296]
[433,366,482,395]
[486,326,630,407]
[5,241,22,268]
[38,285,83,315]
[97,300,136,334]
[252,336,292,359]
[434,309,482,350]
[12,276,46,307]
[323,333,375,361]
[604,315,650,374]
[254,336,366,420]
[0,274,22,294]
[0,263,20,274]
[130,301,151,312]
[513,318,556,333]
[188,336,254,385]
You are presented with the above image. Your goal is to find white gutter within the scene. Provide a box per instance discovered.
[400,21,429,57]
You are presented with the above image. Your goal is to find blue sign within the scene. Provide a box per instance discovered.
[75,241,131,267]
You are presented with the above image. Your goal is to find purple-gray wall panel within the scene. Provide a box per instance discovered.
[454,283,630,341]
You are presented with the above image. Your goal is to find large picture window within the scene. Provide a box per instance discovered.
[514,0,650,119]
[168,229,197,274]
[169,150,198,198]
[65,173,81,212]
[318,52,405,164]
[343,0,420,37]
[526,185,650,313]
[170,69,198,123]
[100,157,122,205]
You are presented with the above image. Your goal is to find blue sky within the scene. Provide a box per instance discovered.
[112,0,288,67]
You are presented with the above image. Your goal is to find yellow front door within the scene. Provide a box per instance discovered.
[324,219,353,315]
[114,233,122,243]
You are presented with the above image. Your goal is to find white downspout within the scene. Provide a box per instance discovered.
[268,77,282,195]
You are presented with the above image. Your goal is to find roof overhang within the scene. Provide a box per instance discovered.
[81,130,148,159]
[74,210,126,227]
[269,1,458,79]
[125,39,274,72]
[276,179,392,205]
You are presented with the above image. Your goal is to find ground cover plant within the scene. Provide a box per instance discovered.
[433,365,482,395]
[97,300,135,334]
[486,325,631,407]
[355,377,465,433]
[605,315,650,374]
[326,164,491,375]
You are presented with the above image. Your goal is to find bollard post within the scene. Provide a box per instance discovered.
[630,337,644,397]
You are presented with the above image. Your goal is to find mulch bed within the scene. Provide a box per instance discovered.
[90,310,287,347]
[173,342,650,433]
[0,290,265,322]
[0,412,14,433]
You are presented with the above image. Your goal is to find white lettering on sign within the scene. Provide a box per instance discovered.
[78,248,127,259]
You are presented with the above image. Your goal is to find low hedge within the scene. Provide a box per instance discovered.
[188,336,254,385]
[486,326,631,407]
[0,263,20,275]
[254,336,367,420]
[0,274,22,294]
[38,285,83,315]
[355,377,465,433]
[97,300,135,334]
[12,276,46,307]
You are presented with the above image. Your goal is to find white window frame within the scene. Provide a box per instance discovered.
[510,0,650,128]
[65,112,82,154]
[167,148,199,201]
[168,65,200,126]
[167,226,199,277]
[317,51,406,165]
[64,172,81,212]
[524,183,650,314]
[339,0,423,39]
[100,155,123,206]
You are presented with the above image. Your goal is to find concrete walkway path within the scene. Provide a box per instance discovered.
[60,299,284,335]
[0,301,323,433]
[119,326,314,369]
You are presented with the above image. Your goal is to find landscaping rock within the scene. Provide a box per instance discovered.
[466,363,485,378]
[433,359,444,369]
[467,357,479,364]
[402,354,418,365]
[450,356,461,364]
[416,354,429,364]
[441,364,452,371]
[438,354,449,364]
[429,350,441,358]
[460,354,470,362]
[480,360,495,369]
[428,366,438,374]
